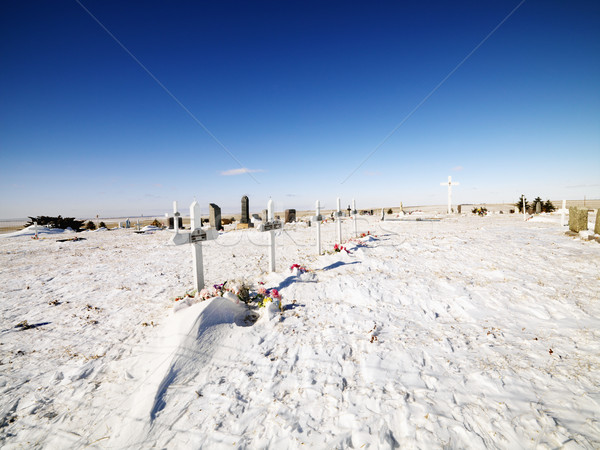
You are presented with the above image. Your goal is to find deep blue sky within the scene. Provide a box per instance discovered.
[1,1,599,218]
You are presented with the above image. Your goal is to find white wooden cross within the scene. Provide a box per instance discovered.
[440,176,459,214]
[257,199,283,272]
[313,200,323,255]
[336,197,343,244]
[171,200,218,290]
[172,201,180,232]
[351,198,358,237]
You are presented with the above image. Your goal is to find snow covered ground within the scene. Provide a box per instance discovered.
[1,213,599,449]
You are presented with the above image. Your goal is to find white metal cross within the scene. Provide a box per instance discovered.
[171,200,218,290]
[257,199,283,272]
[336,197,343,244]
[313,200,323,255]
[440,176,459,214]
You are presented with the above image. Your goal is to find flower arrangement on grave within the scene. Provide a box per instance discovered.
[173,289,197,302]
[346,238,367,247]
[257,288,282,312]
[290,263,310,274]
[173,280,283,314]
[472,207,488,216]
[333,243,350,253]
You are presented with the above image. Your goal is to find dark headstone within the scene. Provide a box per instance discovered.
[457,205,462,214]
[262,209,269,221]
[569,207,588,232]
[168,217,183,229]
[241,196,250,224]
[285,209,296,223]
[209,203,222,230]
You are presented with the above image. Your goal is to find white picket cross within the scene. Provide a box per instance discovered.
[171,200,218,291]
[173,201,179,232]
[314,200,323,255]
[258,199,283,272]
[336,197,343,244]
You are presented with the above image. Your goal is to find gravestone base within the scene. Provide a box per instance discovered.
[236,223,254,229]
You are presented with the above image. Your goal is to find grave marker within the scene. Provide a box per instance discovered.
[171,201,218,290]
[440,176,459,214]
[237,196,253,229]
[535,202,542,214]
[285,209,296,223]
[313,200,323,255]
[241,196,249,224]
[561,200,567,226]
[351,199,358,237]
[173,201,179,232]
[209,203,222,230]
[568,207,588,233]
[336,197,343,244]
[257,199,283,272]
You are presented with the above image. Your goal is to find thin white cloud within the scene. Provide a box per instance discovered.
[220,168,265,176]
[452,166,463,171]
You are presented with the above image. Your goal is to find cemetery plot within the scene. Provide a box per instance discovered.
[0,213,598,448]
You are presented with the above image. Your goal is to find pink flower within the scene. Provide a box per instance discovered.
[270,289,281,299]
[258,287,267,296]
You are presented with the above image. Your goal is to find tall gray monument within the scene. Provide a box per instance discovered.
[241,196,249,224]
[209,203,222,230]
[237,195,253,229]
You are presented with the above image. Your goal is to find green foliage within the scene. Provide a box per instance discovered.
[515,195,529,213]
[515,196,555,213]
[150,218,163,228]
[531,197,543,212]
[25,216,84,232]
[85,221,96,230]
[99,221,107,229]
[543,200,555,213]
[387,208,393,214]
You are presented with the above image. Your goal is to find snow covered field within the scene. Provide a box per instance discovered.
[1,214,599,449]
